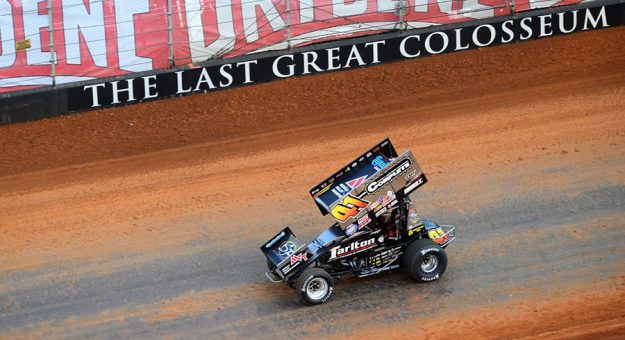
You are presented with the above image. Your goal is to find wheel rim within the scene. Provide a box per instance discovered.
[306,277,328,300]
[420,254,438,273]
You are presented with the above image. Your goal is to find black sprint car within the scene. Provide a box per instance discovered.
[261,138,455,305]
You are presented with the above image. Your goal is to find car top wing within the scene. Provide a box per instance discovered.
[310,139,428,228]
[309,138,398,215]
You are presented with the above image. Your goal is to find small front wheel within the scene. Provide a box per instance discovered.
[296,268,334,305]
[403,239,448,282]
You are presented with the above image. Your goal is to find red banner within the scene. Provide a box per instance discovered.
[0,0,588,93]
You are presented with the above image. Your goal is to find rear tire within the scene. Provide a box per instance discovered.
[403,239,447,282]
[296,268,334,305]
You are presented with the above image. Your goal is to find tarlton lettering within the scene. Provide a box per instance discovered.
[329,238,377,260]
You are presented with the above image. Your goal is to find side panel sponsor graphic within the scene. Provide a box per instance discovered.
[282,252,308,274]
[408,225,424,237]
[368,246,402,267]
[281,263,295,275]
[357,214,372,229]
[290,252,308,265]
[329,238,376,260]
[345,223,358,236]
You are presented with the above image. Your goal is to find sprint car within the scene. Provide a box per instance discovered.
[261,139,455,305]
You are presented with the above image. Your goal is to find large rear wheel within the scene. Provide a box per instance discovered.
[403,239,448,282]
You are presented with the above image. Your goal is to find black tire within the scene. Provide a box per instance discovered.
[403,238,448,282]
[296,268,334,305]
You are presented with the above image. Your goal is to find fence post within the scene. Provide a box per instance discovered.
[401,0,406,30]
[395,0,407,30]
[286,0,292,50]
[167,0,175,66]
[48,0,56,86]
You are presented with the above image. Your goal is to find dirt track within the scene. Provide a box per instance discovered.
[1,27,624,338]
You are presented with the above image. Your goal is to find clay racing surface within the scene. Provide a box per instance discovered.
[1,27,624,338]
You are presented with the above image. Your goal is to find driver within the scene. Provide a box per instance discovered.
[379,208,399,240]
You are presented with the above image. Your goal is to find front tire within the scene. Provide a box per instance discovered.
[296,268,334,305]
[403,239,448,282]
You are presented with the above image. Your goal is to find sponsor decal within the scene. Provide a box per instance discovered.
[372,155,389,170]
[407,210,421,227]
[322,173,369,206]
[428,228,450,244]
[329,238,376,260]
[421,274,440,281]
[357,215,372,229]
[377,190,396,206]
[408,226,424,237]
[368,246,402,267]
[404,170,417,181]
[331,182,352,200]
[282,252,308,274]
[265,231,286,248]
[421,247,440,255]
[346,175,368,190]
[290,252,308,265]
[407,220,422,230]
[404,175,426,195]
[345,223,358,236]
[278,241,296,260]
[374,206,388,217]
[281,263,295,275]
[313,185,332,198]
[367,159,413,194]
[330,195,370,222]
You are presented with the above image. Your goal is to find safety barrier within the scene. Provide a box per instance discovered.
[0,0,623,124]
[0,0,606,93]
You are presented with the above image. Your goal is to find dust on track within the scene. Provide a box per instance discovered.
[1,27,624,338]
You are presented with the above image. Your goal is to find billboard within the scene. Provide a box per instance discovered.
[0,0,591,93]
